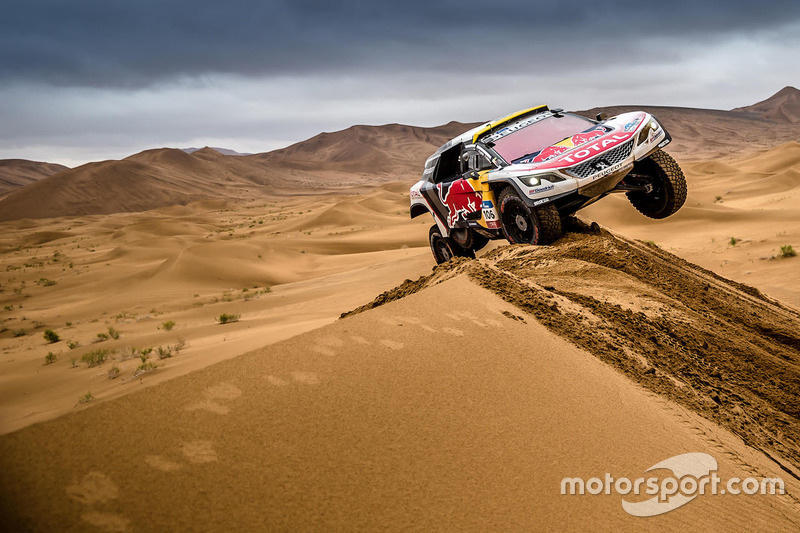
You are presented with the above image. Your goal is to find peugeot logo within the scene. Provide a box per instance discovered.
[590,158,611,171]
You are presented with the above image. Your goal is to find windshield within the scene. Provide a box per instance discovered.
[487,114,596,163]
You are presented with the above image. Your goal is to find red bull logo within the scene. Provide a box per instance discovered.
[533,144,570,163]
[569,127,605,146]
[438,179,482,227]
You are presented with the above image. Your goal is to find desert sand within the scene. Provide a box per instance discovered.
[2,89,800,529]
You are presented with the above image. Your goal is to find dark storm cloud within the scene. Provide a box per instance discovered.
[2,0,799,88]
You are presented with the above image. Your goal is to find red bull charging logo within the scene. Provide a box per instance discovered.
[438,179,482,226]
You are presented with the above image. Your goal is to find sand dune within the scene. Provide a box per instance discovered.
[0,185,432,433]
[734,86,800,124]
[583,141,800,308]
[1,230,799,530]
[2,90,800,529]
[0,159,68,197]
[4,89,799,222]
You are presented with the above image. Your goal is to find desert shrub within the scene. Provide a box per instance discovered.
[70,357,78,368]
[134,356,157,376]
[216,313,240,325]
[107,366,120,379]
[94,332,109,343]
[729,237,738,246]
[66,340,80,349]
[157,346,172,359]
[780,245,796,258]
[161,320,175,331]
[43,329,60,343]
[172,338,186,353]
[13,329,26,337]
[81,349,110,367]
[78,392,94,404]
[44,352,57,365]
[107,327,120,340]
[37,278,57,287]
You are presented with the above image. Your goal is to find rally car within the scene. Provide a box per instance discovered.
[410,105,687,263]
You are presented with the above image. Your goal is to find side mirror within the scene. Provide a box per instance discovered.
[596,112,608,121]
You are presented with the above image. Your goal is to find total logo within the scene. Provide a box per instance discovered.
[558,133,632,164]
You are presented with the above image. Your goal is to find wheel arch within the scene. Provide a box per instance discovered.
[410,203,429,219]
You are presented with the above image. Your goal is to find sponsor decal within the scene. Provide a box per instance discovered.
[533,198,550,206]
[529,184,555,194]
[658,139,670,148]
[410,189,422,198]
[530,144,570,164]
[623,117,641,131]
[568,127,605,146]
[537,132,634,169]
[482,200,494,209]
[437,179,482,227]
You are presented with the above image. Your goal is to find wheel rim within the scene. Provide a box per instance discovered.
[502,201,535,243]
[434,238,452,262]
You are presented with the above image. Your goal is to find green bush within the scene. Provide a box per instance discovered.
[157,346,172,359]
[780,245,796,258]
[729,237,739,246]
[43,329,60,343]
[81,349,110,367]
[66,340,80,350]
[216,313,240,325]
[108,366,120,379]
[78,392,94,404]
[13,329,26,337]
[107,327,120,340]
[161,320,175,331]
[44,352,57,365]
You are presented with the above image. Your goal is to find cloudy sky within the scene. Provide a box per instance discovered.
[1,0,798,166]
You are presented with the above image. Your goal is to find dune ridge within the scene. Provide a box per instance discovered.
[734,86,800,124]
[3,88,800,222]
[2,229,799,530]
[0,159,68,197]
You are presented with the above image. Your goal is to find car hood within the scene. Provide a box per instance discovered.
[502,111,647,173]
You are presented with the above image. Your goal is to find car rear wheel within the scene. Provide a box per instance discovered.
[626,150,687,219]
[429,225,475,264]
[497,187,562,245]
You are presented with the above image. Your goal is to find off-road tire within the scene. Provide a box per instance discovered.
[429,225,475,264]
[471,231,490,252]
[497,187,562,245]
[626,150,687,219]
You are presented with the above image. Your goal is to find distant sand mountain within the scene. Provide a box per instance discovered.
[182,146,251,156]
[2,90,799,221]
[251,122,478,174]
[0,159,68,196]
[579,101,800,160]
[0,148,279,221]
[0,122,476,221]
[733,86,800,123]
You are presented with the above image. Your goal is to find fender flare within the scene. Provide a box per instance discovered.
[483,177,530,205]
[410,203,429,219]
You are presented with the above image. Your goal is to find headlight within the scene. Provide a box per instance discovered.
[637,119,660,145]
[518,173,565,187]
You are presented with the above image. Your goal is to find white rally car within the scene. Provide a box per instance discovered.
[409,105,687,263]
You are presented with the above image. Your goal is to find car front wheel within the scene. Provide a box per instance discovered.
[498,187,562,245]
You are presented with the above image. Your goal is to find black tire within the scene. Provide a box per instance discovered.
[429,225,475,264]
[471,231,490,252]
[497,187,562,245]
[626,150,687,219]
